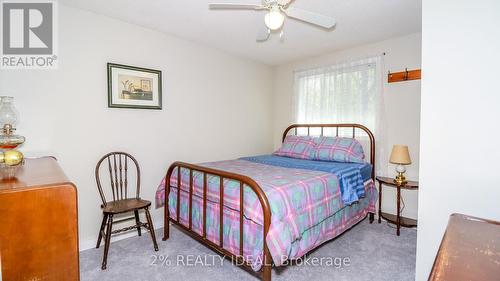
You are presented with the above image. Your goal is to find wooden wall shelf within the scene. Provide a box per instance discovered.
[388,69,421,83]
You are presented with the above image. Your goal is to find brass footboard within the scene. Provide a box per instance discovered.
[162,161,273,281]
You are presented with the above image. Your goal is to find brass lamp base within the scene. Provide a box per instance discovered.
[0,150,24,166]
[394,172,407,186]
[0,150,24,179]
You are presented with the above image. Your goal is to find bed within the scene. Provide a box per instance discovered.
[156,124,377,281]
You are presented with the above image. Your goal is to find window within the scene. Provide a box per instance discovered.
[293,56,383,134]
[293,56,387,173]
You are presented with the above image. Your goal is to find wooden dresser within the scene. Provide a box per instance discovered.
[429,213,500,281]
[0,157,79,281]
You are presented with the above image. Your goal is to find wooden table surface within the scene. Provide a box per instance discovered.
[429,213,500,281]
[0,156,69,191]
[376,176,418,189]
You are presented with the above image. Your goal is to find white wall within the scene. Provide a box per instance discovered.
[0,6,274,250]
[272,33,422,219]
[416,1,500,280]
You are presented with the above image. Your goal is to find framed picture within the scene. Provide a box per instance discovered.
[107,63,162,109]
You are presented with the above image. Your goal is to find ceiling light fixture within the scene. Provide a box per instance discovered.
[264,6,285,30]
[209,1,337,42]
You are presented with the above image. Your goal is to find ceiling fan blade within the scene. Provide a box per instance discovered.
[209,3,264,10]
[284,7,336,29]
[256,26,271,42]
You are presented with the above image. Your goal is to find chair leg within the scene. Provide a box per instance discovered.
[101,214,114,270]
[96,214,108,248]
[134,210,142,236]
[144,207,159,251]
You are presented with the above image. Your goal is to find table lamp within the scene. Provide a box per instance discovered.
[389,145,411,185]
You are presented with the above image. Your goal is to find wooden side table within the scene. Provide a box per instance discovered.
[376,176,418,236]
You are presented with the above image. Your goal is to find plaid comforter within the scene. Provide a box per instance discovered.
[240,155,368,204]
[156,159,376,271]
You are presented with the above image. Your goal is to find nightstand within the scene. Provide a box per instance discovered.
[376,176,418,236]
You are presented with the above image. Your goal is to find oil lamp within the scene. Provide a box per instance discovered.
[0,96,25,169]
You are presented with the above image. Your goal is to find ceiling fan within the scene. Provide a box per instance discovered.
[209,0,336,42]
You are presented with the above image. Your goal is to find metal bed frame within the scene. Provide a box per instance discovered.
[162,124,376,281]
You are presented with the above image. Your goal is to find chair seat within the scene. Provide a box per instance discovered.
[102,198,151,214]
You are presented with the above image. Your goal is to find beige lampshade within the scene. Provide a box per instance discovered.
[389,145,412,165]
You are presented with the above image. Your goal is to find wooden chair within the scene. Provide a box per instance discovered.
[95,152,159,269]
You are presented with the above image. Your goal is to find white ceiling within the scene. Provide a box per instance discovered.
[61,0,421,65]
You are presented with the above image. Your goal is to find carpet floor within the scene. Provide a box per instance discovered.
[80,219,417,281]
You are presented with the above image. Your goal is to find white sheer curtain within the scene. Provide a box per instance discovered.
[293,55,387,174]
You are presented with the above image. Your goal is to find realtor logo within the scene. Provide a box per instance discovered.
[1,0,58,69]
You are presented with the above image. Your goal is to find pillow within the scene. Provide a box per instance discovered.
[273,135,316,159]
[313,136,365,163]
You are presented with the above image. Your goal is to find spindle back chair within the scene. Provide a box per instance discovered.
[96,152,140,203]
[95,152,158,270]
